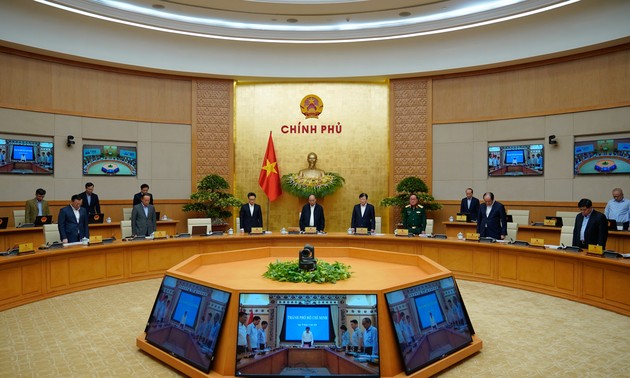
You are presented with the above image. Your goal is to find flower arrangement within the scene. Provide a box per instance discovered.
[281,172,345,199]
[263,259,352,284]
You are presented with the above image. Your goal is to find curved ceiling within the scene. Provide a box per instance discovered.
[36,0,579,42]
[1,0,629,79]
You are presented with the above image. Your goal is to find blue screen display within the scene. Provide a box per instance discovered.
[414,292,444,330]
[172,291,202,328]
[504,149,525,164]
[12,145,35,161]
[284,306,331,342]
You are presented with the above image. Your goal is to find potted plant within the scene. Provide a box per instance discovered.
[380,176,442,228]
[182,174,243,231]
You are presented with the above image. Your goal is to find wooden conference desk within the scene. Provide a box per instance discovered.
[1,233,629,316]
[0,220,179,250]
[443,221,630,252]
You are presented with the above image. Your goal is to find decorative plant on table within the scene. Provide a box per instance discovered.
[380,176,442,213]
[263,259,352,284]
[281,172,345,199]
[182,174,243,227]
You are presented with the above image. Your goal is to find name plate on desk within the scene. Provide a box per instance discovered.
[456,215,468,222]
[355,227,369,235]
[396,229,409,236]
[304,227,317,234]
[587,244,603,255]
[89,235,103,244]
[466,233,480,241]
[250,227,264,234]
[19,242,34,253]
[543,219,557,226]
[530,238,545,247]
[154,231,168,239]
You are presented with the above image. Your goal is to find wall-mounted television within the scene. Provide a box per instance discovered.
[83,143,137,176]
[144,275,231,374]
[574,136,630,175]
[384,276,475,375]
[0,137,54,175]
[488,143,544,176]
[236,293,379,377]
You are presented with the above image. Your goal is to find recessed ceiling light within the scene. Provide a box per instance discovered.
[286,18,298,23]
[399,12,411,17]
[151,4,164,9]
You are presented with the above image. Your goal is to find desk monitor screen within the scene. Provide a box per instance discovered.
[34,215,52,225]
[384,276,475,375]
[545,216,563,227]
[144,275,231,374]
[505,214,513,223]
[88,213,104,224]
[607,219,617,231]
[155,211,161,220]
[0,216,8,229]
[191,225,208,235]
[236,292,379,377]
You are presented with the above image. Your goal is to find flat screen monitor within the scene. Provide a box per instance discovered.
[83,143,137,176]
[574,136,630,175]
[488,143,544,177]
[384,276,475,375]
[144,275,231,374]
[236,292,379,377]
[0,137,54,175]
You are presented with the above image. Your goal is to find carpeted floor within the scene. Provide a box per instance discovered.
[1,279,629,377]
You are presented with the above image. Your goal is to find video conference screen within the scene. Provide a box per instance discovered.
[574,137,630,175]
[0,138,54,175]
[236,293,379,377]
[384,276,475,375]
[488,143,544,177]
[83,144,137,176]
[144,275,231,374]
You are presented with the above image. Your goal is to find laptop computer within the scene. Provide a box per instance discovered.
[34,215,53,226]
[191,225,208,236]
[607,219,617,231]
[88,213,105,224]
[505,214,513,223]
[0,216,8,229]
[155,212,161,220]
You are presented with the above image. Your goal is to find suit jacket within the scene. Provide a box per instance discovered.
[459,196,480,221]
[132,192,154,206]
[299,203,325,232]
[131,203,157,236]
[24,198,51,224]
[78,191,101,214]
[476,201,507,239]
[572,209,608,248]
[57,206,89,243]
[351,203,376,230]
[239,203,263,233]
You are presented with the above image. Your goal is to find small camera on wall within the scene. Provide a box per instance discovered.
[299,244,317,271]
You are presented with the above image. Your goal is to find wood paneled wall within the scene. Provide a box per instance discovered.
[432,46,630,123]
[0,49,192,124]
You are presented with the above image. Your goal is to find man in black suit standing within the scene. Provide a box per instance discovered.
[476,192,507,240]
[351,193,376,233]
[572,198,608,249]
[78,182,101,214]
[299,194,325,232]
[58,194,89,243]
[132,183,153,206]
[239,192,263,233]
[459,188,480,221]
[131,193,157,237]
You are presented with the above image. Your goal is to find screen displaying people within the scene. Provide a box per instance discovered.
[57,194,89,243]
[350,192,376,233]
[239,192,263,233]
[299,194,325,232]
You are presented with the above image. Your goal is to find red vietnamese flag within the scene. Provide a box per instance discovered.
[258,132,282,201]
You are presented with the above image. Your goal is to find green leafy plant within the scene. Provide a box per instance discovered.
[379,176,442,211]
[182,174,243,222]
[263,259,352,284]
[280,172,345,199]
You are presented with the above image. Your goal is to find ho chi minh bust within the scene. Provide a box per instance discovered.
[298,152,325,178]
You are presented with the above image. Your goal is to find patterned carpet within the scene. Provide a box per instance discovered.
[1,279,629,377]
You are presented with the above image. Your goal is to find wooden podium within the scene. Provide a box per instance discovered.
[136,246,482,377]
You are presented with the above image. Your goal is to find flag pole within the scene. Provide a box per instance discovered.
[266,197,270,232]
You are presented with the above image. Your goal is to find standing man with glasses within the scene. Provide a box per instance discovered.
[572,198,608,249]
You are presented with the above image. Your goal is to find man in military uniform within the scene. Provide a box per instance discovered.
[402,194,426,235]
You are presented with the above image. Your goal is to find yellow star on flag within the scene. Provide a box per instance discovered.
[261,159,277,177]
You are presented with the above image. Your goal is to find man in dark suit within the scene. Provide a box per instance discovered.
[58,194,89,243]
[239,192,263,233]
[78,182,101,214]
[459,188,480,221]
[351,193,376,233]
[131,193,157,236]
[572,198,608,249]
[476,192,507,239]
[299,194,325,232]
[132,183,153,206]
